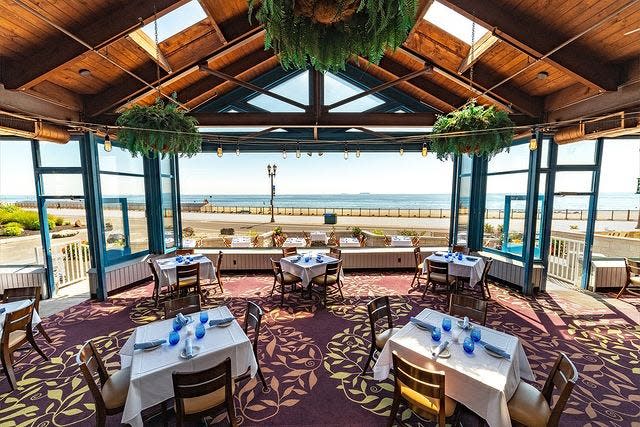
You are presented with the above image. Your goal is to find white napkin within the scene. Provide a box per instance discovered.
[176,312,188,327]
[432,340,450,358]
[463,316,470,329]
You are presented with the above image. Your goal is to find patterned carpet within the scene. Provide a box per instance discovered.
[0,272,638,426]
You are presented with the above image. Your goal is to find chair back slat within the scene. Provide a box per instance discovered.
[329,247,342,260]
[216,251,224,272]
[270,258,285,282]
[626,258,640,276]
[176,249,194,256]
[164,294,201,319]
[244,301,263,356]
[449,294,487,326]
[413,248,423,265]
[481,258,493,281]
[3,303,34,337]
[427,260,449,275]
[176,263,200,285]
[367,296,393,334]
[543,353,579,426]
[3,286,41,312]
[325,260,341,276]
[452,245,468,254]
[392,351,445,400]
[76,340,109,407]
[282,247,297,257]
[173,357,232,401]
[147,259,161,283]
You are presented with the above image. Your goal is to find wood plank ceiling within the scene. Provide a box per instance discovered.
[0,0,639,126]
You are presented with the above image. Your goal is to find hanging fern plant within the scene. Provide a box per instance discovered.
[248,0,418,72]
[430,101,515,161]
[116,98,202,158]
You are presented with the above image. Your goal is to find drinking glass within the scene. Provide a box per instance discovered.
[200,311,209,324]
[442,318,452,332]
[471,327,482,342]
[172,318,183,332]
[169,331,180,346]
[431,326,441,342]
[195,324,206,339]
[463,337,475,354]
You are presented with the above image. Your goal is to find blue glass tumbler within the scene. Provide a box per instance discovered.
[442,317,452,332]
[200,311,209,324]
[169,331,180,346]
[195,324,206,339]
[463,337,475,354]
[471,327,482,342]
[172,318,183,332]
[431,326,442,342]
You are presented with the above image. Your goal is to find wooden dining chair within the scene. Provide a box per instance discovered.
[208,251,224,294]
[172,357,237,427]
[175,263,201,301]
[235,301,268,392]
[507,353,578,427]
[409,248,429,290]
[269,259,302,307]
[3,286,51,342]
[329,247,342,260]
[147,258,164,307]
[282,247,297,257]
[449,294,488,326]
[1,301,48,390]
[361,296,402,375]
[478,258,493,300]
[77,340,130,427]
[311,260,343,306]
[452,245,469,254]
[164,294,201,319]
[422,259,455,298]
[175,248,194,256]
[389,350,458,427]
[616,258,640,299]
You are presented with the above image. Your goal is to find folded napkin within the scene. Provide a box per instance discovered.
[462,316,470,329]
[184,337,194,359]
[0,308,5,315]
[432,340,450,358]
[176,313,189,327]
[434,251,445,256]
[410,317,435,332]
[209,317,234,327]
[480,340,510,359]
[465,256,478,261]
[134,339,166,350]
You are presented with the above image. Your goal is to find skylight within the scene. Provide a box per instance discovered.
[142,1,207,42]
[424,1,488,45]
[325,73,384,112]
[248,72,309,113]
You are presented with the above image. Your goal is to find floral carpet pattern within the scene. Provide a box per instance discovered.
[0,272,638,426]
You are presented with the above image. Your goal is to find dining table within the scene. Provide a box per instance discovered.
[282,237,307,248]
[425,252,485,286]
[154,254,216,289]
[373,308,534,427]
[231,236,252,248]
[390,235,412,247]
[0,299,41,337]
[339,237,360,247]
[119,305,258,427]
[280,253,340,292]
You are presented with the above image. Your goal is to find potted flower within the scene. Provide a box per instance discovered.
[430,101,514,160]
[116,97,202,158]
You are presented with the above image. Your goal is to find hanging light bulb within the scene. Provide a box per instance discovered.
[399,144,404,156]
[529,131,538,151]
[344,145,349,160]
[236,143,240,156]
[421,141,428,157]
[282,145,287,159]
[356,145,361,158]
[103,129,112,152]
[296,141,301,158]
[217,143,223,158]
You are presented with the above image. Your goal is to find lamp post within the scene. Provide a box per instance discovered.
[267,164,277,223]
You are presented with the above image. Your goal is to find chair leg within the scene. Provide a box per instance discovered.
[337,281,344,300]
[0,349,16,391]
[280,282,285,307]
[410,270,417,289]
[37,324,52,343]
[616,283,627,299]
[421,281,430,299]
[256,365,269,392]
[227,400,238,427]
[361,344,376,375]
[28,333,48,361]
[270,278,277,297]
[387,395,401,427]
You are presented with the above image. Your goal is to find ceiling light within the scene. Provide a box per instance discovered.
[537,71,549,80]
[78,69,91,77]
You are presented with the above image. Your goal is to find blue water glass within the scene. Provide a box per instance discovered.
[442,317,452,332]
[176,255,184,263]
[199,311,209,324]
[457,252,463,260]
[187,255,193,262]
[169,331,180,346]
[195,324,206,339]
[463,337,475,354]
[172,318,183,332]
[431,326,442,342]
[471,327,482,342]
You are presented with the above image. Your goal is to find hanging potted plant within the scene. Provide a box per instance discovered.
[248,0,418,72]
[430,101,515,161]
[116,97,202,158]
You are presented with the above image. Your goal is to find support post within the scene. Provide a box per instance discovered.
[581,138,604,289]
[522,131,542,295]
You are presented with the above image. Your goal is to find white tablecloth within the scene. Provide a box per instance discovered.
[0,299,41,337]
[309,231,328,244]
[154,255,216,288]
[283,237,307,248]
[120,306,257,427]
[425,253,485,286]
[280,254,339,288]
[231,236,252,248]
[373,308,534,427]
[339,237,360,247]
[390,235,412,247]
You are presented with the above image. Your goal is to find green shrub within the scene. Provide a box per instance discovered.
[349,226,362,237]
[54,216,65,226]
[398,229,418,236]
[2,222,24,237]
[371,229,385,236]
[484,223,495,234]
[220,228,235,236]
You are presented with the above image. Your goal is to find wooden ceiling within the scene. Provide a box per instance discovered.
[1,0,639,126]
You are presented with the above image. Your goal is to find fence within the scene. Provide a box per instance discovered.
[37,241,91,288]
[547,236,585,286]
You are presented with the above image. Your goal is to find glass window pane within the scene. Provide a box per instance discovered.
[42,173,84,196]
[487,142,530,173]
[556,140,596,165]
[160,157,172,176]
[460,154,473,175]
[484,173,528,257]
[325,73,385,112]
[98,144,144,175]
[38,140,81,167]
[555,171,593,193]
[540,139,549,168]
[248,72,309,112]
[457,176,471,245]
[161,177,176,249]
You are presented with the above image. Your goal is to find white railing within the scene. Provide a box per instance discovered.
[40,241,91,288]
[548,236,585,286]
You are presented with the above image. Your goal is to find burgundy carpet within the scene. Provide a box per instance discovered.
[0,272,638,426]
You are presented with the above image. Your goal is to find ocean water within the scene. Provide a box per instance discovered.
[1,193,638,210]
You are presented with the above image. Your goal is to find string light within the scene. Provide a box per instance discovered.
[421,141,428,157]
[356,144,361,158]
[344,144,349,160]
[282,145,287,159]
[399,144,404,156]
[103,128,112,152]
[529,131,538,151]
[236,142,240,156]
[217,139,223,157]
[296,141,301,158]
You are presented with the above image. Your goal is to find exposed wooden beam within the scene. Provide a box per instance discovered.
[198,64,308,110]
[439,0,622,91]
[325,66,433,110]
[27,81,83,111]
[0,84,80,122]
[458,32,500,74]
[408,0,434,39]
[197,0,227,43]
[85,16,262,116]
[544,83,601,113]
[4,0,186,90]
[127,29,173,73]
